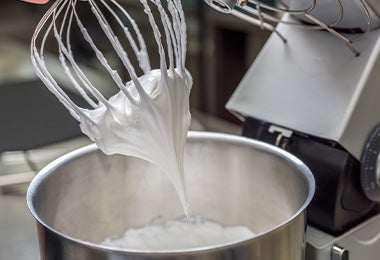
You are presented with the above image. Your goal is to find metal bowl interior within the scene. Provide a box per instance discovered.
[27,131,314,255]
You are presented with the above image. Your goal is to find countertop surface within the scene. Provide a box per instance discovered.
[0,194,39,260]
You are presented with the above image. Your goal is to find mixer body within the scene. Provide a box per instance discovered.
[205,0,380,258]
[225,2,380,233]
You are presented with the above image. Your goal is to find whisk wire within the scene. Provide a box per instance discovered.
[89,0,147,99]
[152,0,176,73]
[100,0,151,74]
[348,0,372,43]
[110,0,152,73]
[62,4,99,108]
[55,6,113,110]
[173,0,187,72]
[32,0,189,120]
[167,0,184,74]
[70,4,141,105]
[140,0,169,82]
[32,0,88,121]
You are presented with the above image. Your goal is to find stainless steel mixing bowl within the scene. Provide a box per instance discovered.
[27,131,315,260]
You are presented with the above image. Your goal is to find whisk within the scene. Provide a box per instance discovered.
[205,0,378,56]
[31,0,192,212]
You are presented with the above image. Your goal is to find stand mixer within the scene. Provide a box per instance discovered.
[205,0,380,259]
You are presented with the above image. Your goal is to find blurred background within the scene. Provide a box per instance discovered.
[0,0,270,259]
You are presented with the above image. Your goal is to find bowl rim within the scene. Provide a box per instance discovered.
[26,131,315,255]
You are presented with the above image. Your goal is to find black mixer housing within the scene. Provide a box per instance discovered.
[242,117,379,236]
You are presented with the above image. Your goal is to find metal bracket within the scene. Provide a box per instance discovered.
[331,245,349,260]
[268,125,293,149]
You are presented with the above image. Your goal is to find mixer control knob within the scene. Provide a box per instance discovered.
[361,124,380,202]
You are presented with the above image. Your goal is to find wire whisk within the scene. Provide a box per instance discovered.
[205,0,379,56]
[31,0,193,213]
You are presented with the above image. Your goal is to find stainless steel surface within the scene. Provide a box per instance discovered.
[27,131,315,260]
[367,0,380,17]
[331,245,348,260]
[204,0,237,13]
[306,213,380,260]
[227,14,380,160]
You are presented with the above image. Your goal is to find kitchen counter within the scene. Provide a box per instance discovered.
[0,195,39,260]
